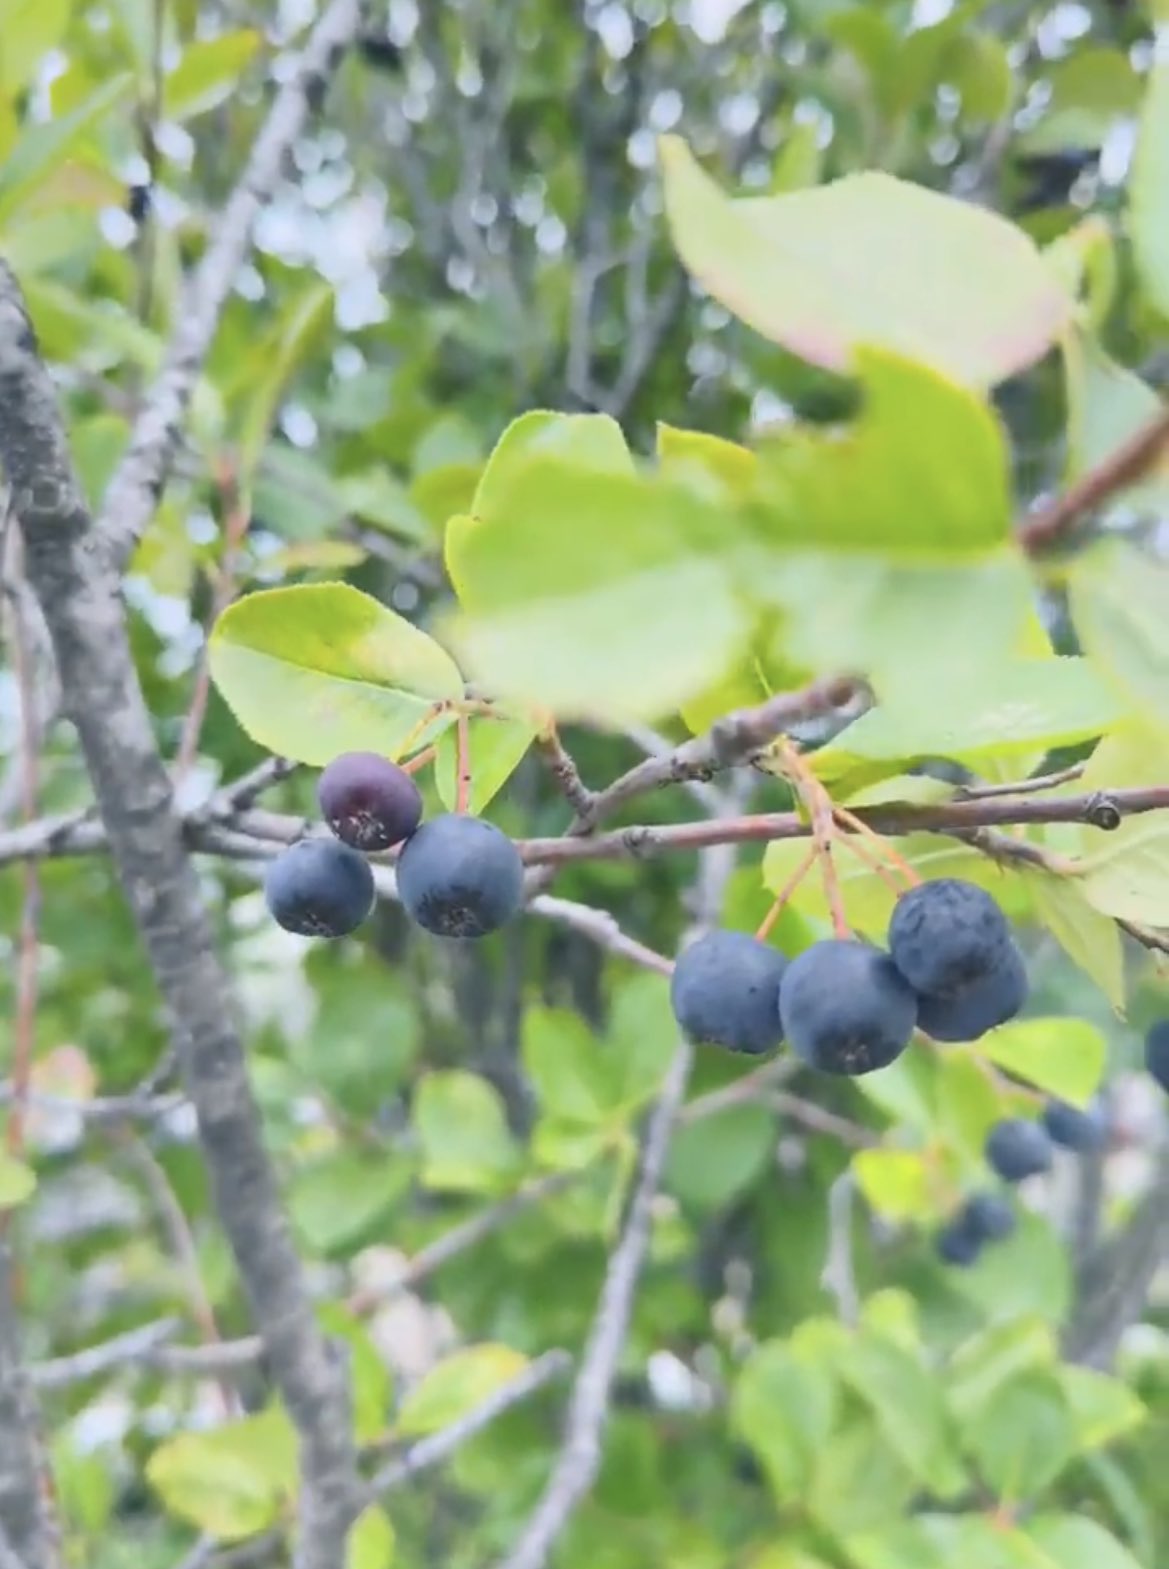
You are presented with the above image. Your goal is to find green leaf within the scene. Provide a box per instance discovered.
[209,584,463,764]
[234,282,334,480]
[163,30,262,119]
[752,348,1011,555]
[471,411,634,519]
[1020,47,1140,154]
[1063,333,1169,510]
[1070,543,1169,731]
[933,1048,1007,1164]
[658,135,1069,389]
[0,1155,36,1208]
[396,1345,529,1436]
[1024,871,1125,1014]
[347,1506,396,1569]
[953,1213,1071,1325]
[666,1103,775,1211]
[338,469,431,543]
[0,74,135,225]
[317,1304,393,1446]
[604,973,678,1109]
[730,1340,839,1502]
[838,1330,966,1497]
[446,456,746,724]
[656,423,758,498]
[980,1017,1106,1105]
[852,1148,933,1222]
[253,445,350,541]
[435,714,536,813]
[1078,813,1169,926]
[1025,1515,1142,1569]
[945,1316,1057,1424]
[946,32,1012,123]
[290,1153,409,1256]
[521,1008,617,1128]
[1057,1365,1145,1453]
[146,1407,296,1541]
[814,657,1119,779]
[412,1071,522,1194]
[807,1414,917,1536]
[0,0,72,95]
[1131,60,1169,322]
[964,1371,1076,1502]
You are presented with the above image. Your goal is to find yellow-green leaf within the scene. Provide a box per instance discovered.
[209,584,463,764]
[1024,871,1125,1014]
[0,0,72,95]
[658,135,1070,389]
[980,1018,1107,1106]
[1131,60,1169,321]
[1070,543,1169,730]
[163,30,262,120]
[396,1345,529,1437]
[412,1072,522,1195]
[435,714,536,813]
[347,1506,396,1569]
[146,1407,296,1541]
[0,1155,36,1208]
[1077,814,1169,927]
[852,1149,932,1222]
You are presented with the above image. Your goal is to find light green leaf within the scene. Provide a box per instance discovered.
[753,348,1011,555]
[838,1331,966,1497]
[730,1340,839,1502]
[1131,60,1169,321]
[0,0,72,95]
[945,1316,1056,1423]
[396,1345,528,1437]
[1078,814,1169,926]
[852,1148,933,1223]
[0,1155,36,1208]
[471,411,634,521]
[1082,719,1169,791]
[253,444,350,541]
[290,1153,409,1256]
[1070,543,1169,730]
[521,1008,616,1128]
[0,75,135,226]
[1057,1366,1145,1453]
[946,32,1012,122]
[1025,1515,1143,1569]
[854,1046,938,1132]
[964,1372,1076,1502]
[1024,871,1125,1014]
[980,1017,1106,1105]
[235,282,334,480]
[933,1048,1007,1163]
[658,135,1070,388]
[1020,46,1140,154]
[814,657,1119,779]
[146,1407,296,1541]
[954,1213,1071,1325]
[447,457,746,723]
[412,1072,522,1194]
[435,714,536,813]
[347,1506,396,1569]
[1063,333,1169,509]
[209,584,463,764]
[656,423,759,498]
[807,1414,917,1536]
[163,30,262,120]
[605,973,678,1109]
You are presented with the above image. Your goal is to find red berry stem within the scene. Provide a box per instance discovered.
[456,713,472,814]
[776,738,850,939]
[755,842,818,940]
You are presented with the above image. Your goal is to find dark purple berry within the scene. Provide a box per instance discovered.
[670,930,786,1055]
[318,751,423,852]
[778,939,917,1076]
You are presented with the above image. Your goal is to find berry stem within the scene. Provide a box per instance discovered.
[397,699,454,760]
[401,744,437,776]
[455,713,472,814]
[831,804,922,887]
[755,842,818,940]
[776,739,850,939]
[835,829,906,896]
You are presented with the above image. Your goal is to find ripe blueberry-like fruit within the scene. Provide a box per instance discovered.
[778,939,917,1076]
[888,878,1012,998]
[318,751,423,852]
[1146,1019,1169,1093]
[670,930,786,1055]
[396,813,524,938]
[264,837,375,938]
[1042,1096,1108,1153]
[960,1191,1016,1244]
[936,1219,983,1268]
[985,1117,1054,1183]
[915,943,1028,1042]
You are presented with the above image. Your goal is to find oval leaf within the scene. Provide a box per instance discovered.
[396,1345,529,1437]
[209,584,463,764]
[658,135,1070,389]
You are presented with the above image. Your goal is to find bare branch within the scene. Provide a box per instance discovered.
[1018,403,1169,555]
[0,1242,59,1569]
[98,0,367,573]
[0,265,360,1569]
[534,729,596,819]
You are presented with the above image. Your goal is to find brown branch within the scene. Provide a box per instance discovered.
[535,726,596,818]
[1018,402,1169,554]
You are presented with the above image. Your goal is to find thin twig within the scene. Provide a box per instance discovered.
[536,726,596,818]
[956,763,1086,800]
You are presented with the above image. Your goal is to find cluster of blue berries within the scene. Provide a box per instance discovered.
[263,751,524,940]
[670,878,1027,1074]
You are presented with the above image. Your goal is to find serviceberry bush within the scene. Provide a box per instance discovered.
[2,3,1169,1569]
